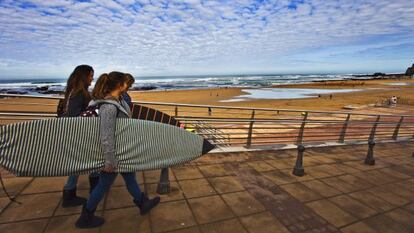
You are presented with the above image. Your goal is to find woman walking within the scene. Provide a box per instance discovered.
[75,71,160,228]
[60,65,99,207]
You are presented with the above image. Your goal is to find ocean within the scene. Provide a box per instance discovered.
[0,74,364,95]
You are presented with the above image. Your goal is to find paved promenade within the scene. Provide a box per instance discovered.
[1,142,414,233]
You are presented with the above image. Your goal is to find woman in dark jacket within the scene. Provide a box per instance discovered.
[61,65,98,207]
[75,72,160,228]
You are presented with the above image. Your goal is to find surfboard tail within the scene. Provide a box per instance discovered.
[202,140,215,154]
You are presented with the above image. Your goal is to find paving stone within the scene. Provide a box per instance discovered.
[330,163,361,174]
[280,182,322,202]
[384,208,414,229]
[0,219,48,233]
[188,196,234,224]
[199,218,247,233]
[208,176,245,194]
[364,214,412,233]
[0,197,10,213]
[173,166,204,180]
[113,172,144,187]
[146,181,185,203]
[352,170,395,185]
[100,207,151,233]
[349,190,394,212]
[150,200,196,233]
[339,174,373,191]
[312,164,346,176]
[179,178,216,198]
[247,161,275,172]
[382,183,414,200]
[301,180,342,198]
[167,226,201,233]
[265,158,294,169]
[380,167,412,179]
[105,186,136,209]
[144,169,175,184]
[404,203,414,213]
[0,192,60,223]
[198,164,234,177]
[366,186,410,206]
[342,161,377,171]
[0,177,33,198]
[54,189,104,216]
[306,199,356,228]
[328,195,377,219]
[22,177,67,194]
[320,177,360,193]
[340,221,378,233]
[221,191,265,216]
[44,214,102,233]
[262,170,297,185]
[239,211,290,233]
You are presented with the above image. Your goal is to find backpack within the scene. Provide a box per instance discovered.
[80,105,100,117]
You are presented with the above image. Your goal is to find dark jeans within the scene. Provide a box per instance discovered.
[86,172,142,211]
[63,173,99,191]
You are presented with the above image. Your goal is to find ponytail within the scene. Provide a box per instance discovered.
[91,73,109,100]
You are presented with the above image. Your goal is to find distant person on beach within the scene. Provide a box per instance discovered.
[60,65,99,208]
[75,72,160,228]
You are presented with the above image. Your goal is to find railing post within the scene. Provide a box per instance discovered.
[365,140,376,165]
[174,106,178,117]
[365,115,380,165]
[338,114,351,143]
[392,116,404,140]
[246,110,255,148]
[157,168,170,194]
[368,115,380,142]
[296,112,308,145]
[292,145,305,176]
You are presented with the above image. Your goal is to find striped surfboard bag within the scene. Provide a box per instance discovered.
[0,118,213,177]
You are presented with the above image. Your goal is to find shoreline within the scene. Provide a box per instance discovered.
[0,77,413,115]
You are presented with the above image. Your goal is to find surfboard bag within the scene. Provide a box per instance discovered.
[0,118,215,177]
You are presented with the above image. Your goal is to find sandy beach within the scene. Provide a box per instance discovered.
[129,78,414,112]
[1,78,414,116]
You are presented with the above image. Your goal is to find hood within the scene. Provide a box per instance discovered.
[88,99,131,117]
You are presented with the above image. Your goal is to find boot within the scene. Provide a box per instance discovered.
[89,176,99,193]
[75,204,105,229]
[134,192,160,215]
[62,188,87,208]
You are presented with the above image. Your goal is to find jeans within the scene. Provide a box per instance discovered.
[63,173,99,191]
[86,172,142,211]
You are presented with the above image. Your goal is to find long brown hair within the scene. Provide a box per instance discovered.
[63,65,93,106]
[92,71,128,100]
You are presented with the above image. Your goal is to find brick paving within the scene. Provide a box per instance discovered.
[0,141,414,233]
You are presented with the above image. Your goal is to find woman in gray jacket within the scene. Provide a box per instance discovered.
[76,72,160,228]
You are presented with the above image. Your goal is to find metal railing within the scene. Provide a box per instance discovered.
[1,93,413,179]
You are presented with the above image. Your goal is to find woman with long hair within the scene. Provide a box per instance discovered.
[75,72,160,228]
[61,65,99,207]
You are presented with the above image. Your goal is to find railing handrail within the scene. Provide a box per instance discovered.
[1,93,413,118]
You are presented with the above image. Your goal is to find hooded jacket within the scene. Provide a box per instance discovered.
[88,98,132,168]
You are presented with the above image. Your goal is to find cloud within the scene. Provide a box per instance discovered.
[0,0,413,78]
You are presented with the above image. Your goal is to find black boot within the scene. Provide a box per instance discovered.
[75,204,105,229]
[89,176,99,193]
[61,189,87,208]
[134,192,160,215]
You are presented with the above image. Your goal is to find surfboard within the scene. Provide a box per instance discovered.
[0,117,215,177]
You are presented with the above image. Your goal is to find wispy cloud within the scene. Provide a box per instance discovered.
[0,0,413,78]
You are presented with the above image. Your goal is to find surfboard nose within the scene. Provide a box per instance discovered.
[202,140,215,154]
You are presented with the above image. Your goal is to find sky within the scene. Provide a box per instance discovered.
[0,0,413,79]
